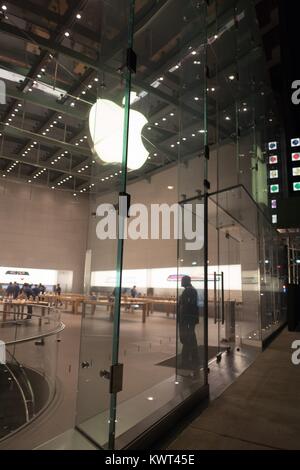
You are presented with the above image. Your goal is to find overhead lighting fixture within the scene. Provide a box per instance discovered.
[229,75,235,81]
[64,31,70,37]
[191,51,197,55]
[225,116,231,121]
[76,13,82,19]
[167,186,174,190]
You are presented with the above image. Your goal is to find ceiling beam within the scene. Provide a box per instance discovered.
[0,124,92,157]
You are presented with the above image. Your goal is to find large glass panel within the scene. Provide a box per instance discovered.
[75,0,134,449]
[99,0,208,448]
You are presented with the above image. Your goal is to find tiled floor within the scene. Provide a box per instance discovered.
[167,328,300,450]
[0,307,262,449]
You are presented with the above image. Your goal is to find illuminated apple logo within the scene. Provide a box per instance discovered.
[88,92,149,170]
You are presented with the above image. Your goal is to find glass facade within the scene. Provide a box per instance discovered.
[0,0,288,450]
[73,0,286,449]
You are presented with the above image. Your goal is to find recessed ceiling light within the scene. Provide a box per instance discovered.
[214,34,218,39]
[191,51,197,55]
[170,112,174,116]
[225,116,231,121]
[64,31,70,37]
[147,397,154,401]
[1,5,7,11]
[18,103,22,107]
[94,77,98,82]
[229,75,235,80]
[168,186,174,190]
[76,13,81,19]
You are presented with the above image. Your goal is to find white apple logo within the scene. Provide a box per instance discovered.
[88,92,149,170]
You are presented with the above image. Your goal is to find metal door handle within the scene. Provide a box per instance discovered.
[214,272,217,324]
[221,272,225,325]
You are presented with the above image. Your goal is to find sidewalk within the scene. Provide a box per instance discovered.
[168,328,300,450]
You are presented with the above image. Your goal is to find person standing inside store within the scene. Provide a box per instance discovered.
[56,283,62,306]
[6,282,14,298]
[22,283,34,319]
[178,275,200,376]
[131,285,138,298]
[13,282,20,299]
[32,284,40,300]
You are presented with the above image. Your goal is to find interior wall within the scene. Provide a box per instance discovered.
[88,135,255,272]
[0,180,89,292]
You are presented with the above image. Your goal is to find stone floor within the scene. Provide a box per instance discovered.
[167,328,300,450]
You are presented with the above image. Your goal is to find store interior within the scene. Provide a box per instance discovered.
[0,0,289,450]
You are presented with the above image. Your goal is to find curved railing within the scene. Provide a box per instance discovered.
[0,304,65,441]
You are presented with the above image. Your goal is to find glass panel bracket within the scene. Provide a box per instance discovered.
[100,363,124,394]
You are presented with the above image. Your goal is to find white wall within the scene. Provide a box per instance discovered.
[0,180,89,292]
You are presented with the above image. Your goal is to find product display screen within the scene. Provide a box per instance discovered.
[292,167,300,176]
[270,184,280,194]
[293,182,300,192]
[291,138,300,147]
[269,170,278,179]
[269,155,278,165]
[292,153,300,162]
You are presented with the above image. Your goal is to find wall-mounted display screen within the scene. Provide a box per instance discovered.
[292,153,300,162]
[268,142,278,151]
[271,200,277,209]
[293,182,300,192]
[269,155,278,165]
[293,167,300,177]
[270,184,280,193]
[269,170,278,179]
[291,138,300,147]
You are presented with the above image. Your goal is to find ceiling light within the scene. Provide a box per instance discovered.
[1,5,7,11]
[159,77,164,81]
[192,261,197,266]
[229,75,235,80]
[194,97,199,101]
[18,103,22,107]
[225,116,231,121]
[191,51,197,55]
[170,112,174,116]
[155,122,158,126]
[58,115,62,119]
[162,117,167,121]
[70,102,75,107]
[168,186,174,190]
[64,31,70,37]
[211,87,215,92]
[214,34,218,39]
[171,144,175,148]
[37,74,41,78]
[192,133,196,137]
[81,90,86,95]
[41,68,45,73]
[94,77,99,82]
[76,13,81,19]
[88,84,92,89]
